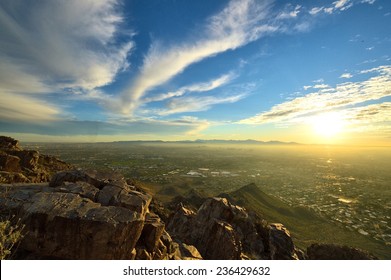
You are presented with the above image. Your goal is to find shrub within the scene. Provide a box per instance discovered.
[0,217,24,259]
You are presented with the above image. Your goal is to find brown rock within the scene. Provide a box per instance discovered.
[0,171,29,184]
[268,223,299,260]
[139,213,165,252]
[49,170,104,189]
[20,192,144,259]
[307,243,378,260]
[0,153,20,172]
[55,181,99,201]
[0,136,22,151]
[0,136,71,184]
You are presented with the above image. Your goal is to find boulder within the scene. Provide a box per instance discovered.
[55,181,99,201]
[166,197,269,260]
[0,153,20,172]
[20,192,144,259]
[49,170,104,189]
[268,223,299,260]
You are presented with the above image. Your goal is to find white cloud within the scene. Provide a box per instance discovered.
[156,94,247,116]
[309,0,359,16]
[309,7,324,15]
[0,91,60,122]
[119,0,276,114]
[340,73,353,79]
[361,0,376,4]
[313,84,330,89]
[277,5,301,19]
[239,65,391,124]
[0,0,133,92]
[143,73,235,103]
[333,0,351,9]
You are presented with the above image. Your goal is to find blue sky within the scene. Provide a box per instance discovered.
[0,0,390,144]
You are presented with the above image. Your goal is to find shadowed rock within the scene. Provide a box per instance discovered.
[307,243,378,260]
[0,136,71,183]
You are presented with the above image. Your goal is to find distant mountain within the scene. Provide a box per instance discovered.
[112,139,300,145]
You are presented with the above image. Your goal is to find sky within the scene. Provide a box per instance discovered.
[0,0,390,145]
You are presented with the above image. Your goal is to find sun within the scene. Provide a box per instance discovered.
[310,112,346,138]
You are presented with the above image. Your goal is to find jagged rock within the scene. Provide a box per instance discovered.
[166,205,196,243]
[49,170,104,189]
[0,136,22,151]
[166,197,269,260]
[55,181,99,201]
[176,242,203,260]
[307,243,378,260]
[0,171,29,183]
[139,213,165,252]
[1,170,163,259]
[268,223,300,260]
[136,248,152,260]
[20,192,144,259]
[0,136,71,183]
[0,152,20,172]
[118,190,152,215]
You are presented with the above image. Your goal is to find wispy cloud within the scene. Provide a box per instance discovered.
[0,116,211,138]
[0,0,133,91]
[277,4,301,19]
[154,94,247,116]
[0,92,60,122]
[308,0,370,16]
[143,72,236,103]
[119,0,276,114]
[239,65,391,124]
[0,0,133,122]
[340,73,353,79]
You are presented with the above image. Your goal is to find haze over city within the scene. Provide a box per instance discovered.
[0,0,390,145]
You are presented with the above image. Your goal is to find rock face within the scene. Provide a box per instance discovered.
[0,170,201,260]
[268,223,299,260]
[0,136,71,183]
[166,197,302,260]
[307,243,378,260]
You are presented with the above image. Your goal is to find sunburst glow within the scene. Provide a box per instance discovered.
[310,112,347,138]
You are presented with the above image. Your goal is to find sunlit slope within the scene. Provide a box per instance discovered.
[221,183,390,259]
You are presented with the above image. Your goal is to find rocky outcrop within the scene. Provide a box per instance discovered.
[0,136,71,183]
[0,170,201,260]
[307,243,378,260]
[166,197,303,260]
[268,223,300,260]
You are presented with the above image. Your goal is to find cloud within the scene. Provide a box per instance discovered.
[0,91,60,122]
[0,116,210,138]
[340,73,353,79]
[361,0,376,4]
[309,7,324,15]
[313,84,330,89]
[277,4,301,19]
[309,0,363,16]
[143,72,235,103]
[119,0,276,114]
[155,94,247,116]
[239,65,391,124]
[0,0,133,92]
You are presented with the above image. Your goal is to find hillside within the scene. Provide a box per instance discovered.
[221,183,390,259]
